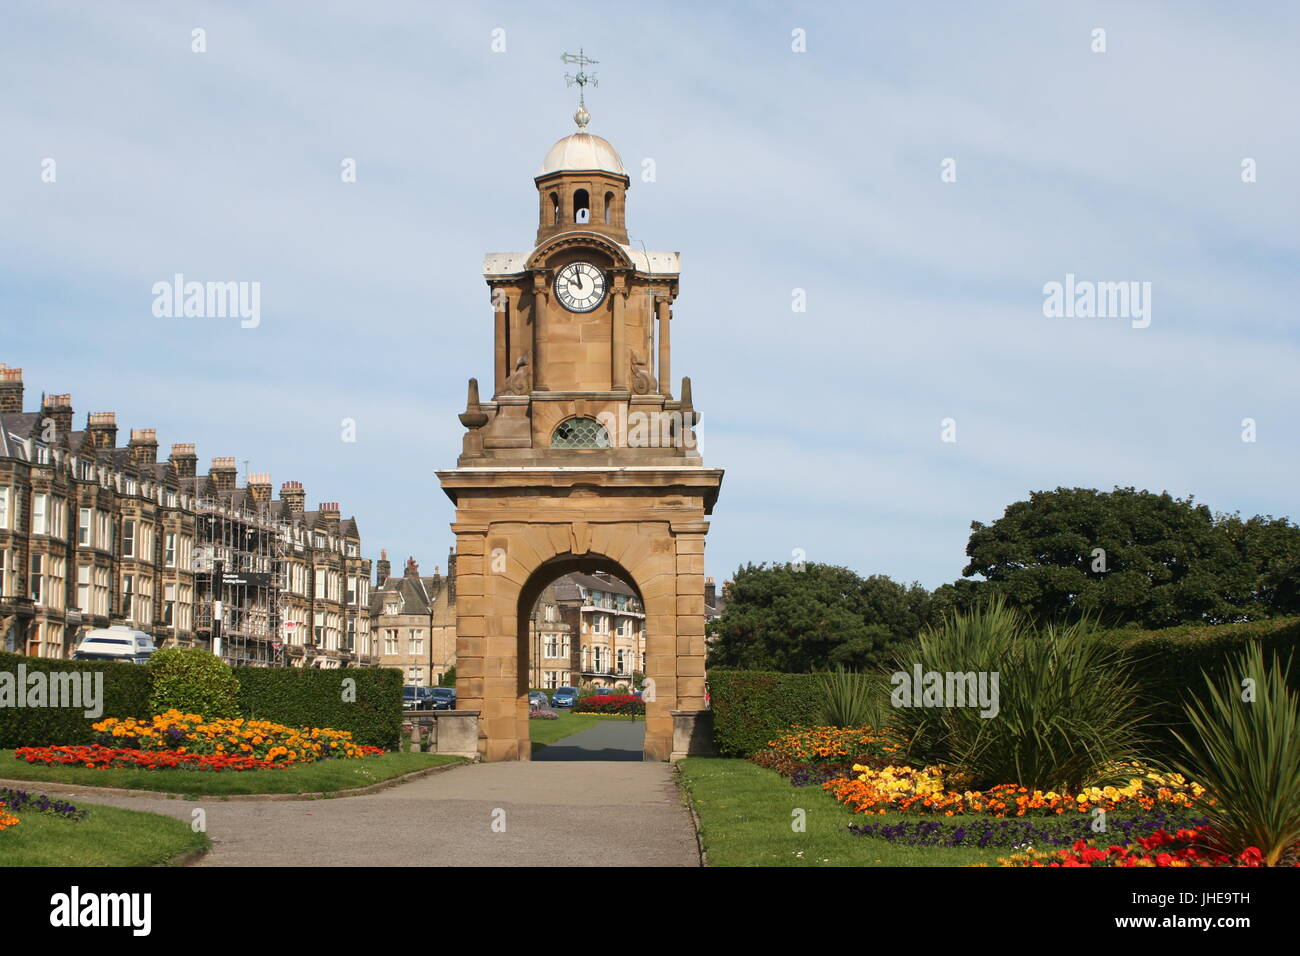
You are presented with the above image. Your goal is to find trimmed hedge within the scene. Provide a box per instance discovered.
[1098,617,1300,756]
[709,618,1300,759]
[0,654,404,750]
[0,652,151,748]
[708,669,826,756]
[234,666,404,749]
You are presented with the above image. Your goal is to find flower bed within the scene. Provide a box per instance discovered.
[995,827,1277,867]
[13,745,294,772]
[0,787,90,834]
[751,725,904,781]
[91,710,382,763]
[530,710,559,720]
[572,694,644,716]
[826,763,1206,817]
[13,710,384,773]
[0,787,89,822]
[849,809,1209,849]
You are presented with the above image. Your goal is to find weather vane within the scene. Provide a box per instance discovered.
[562,48,599,111]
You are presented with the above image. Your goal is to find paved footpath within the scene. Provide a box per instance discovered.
[17,721,700,867]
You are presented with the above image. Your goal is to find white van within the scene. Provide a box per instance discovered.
[72,626,157,664]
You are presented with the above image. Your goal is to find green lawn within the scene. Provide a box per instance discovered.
[0,751,462,797]
[529,710,639,752]
[678,758,1010,867]
[1,802,209,866]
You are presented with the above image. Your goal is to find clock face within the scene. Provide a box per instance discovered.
[554,261,607,313]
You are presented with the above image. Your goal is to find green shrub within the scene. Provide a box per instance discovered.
[1098,617,1300,757]
[890,599,1148,792]
[0,652,151,748]
[707,670,826,756]
[1172,642,1300,866]
[147,648,240,719]
[816,666,890,728]
[234,666,403,749]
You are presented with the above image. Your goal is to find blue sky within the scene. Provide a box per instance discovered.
[3,1,1297,589]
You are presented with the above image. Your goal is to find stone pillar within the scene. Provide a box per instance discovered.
[656,297,671,397]
[533,277,550,391]
[612,288,628,390]
[673,526,709,712]
[493,289,509,395]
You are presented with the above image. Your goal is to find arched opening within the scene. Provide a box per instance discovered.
[550,192,560,226]
[604,191,615,225]
[551,416,610,448]
[517,555,648,761]
[573,188,590,224]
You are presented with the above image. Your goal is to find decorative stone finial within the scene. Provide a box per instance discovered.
[574,105,590,132]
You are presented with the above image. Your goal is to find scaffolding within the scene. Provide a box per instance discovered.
[192,495,288,667]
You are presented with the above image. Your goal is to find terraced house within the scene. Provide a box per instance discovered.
[370,552,456,685]
[552,572,646,692]
[0,363,374,665]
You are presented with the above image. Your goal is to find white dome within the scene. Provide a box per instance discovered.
[538,132,626,177]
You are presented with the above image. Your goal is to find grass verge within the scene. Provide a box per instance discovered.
[678,757,1009,867]
[0,750,461,797]
[1,802,209,866]
[529,711,639,752]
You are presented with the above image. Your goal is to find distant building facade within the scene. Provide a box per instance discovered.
[551,572,645,692]
[370,552,456,686]
[0,363,374,666]
[526,582,571,690]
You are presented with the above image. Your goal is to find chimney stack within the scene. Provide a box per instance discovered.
[0,365,23,414]
[86,411,118,449]
[447,546,457,600]
[169,443,198,478]
[280,480,305,513]
[41,394,74,441]
[209,457,237,491]
[376,549,391,586]
[404,556,420,578]
[247,472,272,504]
[128,428,159,466]
[705,576,716,610]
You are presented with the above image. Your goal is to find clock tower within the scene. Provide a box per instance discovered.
[437,99,724,762]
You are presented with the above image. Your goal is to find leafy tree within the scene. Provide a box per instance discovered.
[1215,513,1300,616]
[959,487,1254,628]
[707,562,933,673]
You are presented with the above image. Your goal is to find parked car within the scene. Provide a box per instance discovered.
[528,691,550,709]
[428,687,457,710]
[72,626,155,665]
[551,686,579,708]
[402,686,424,711]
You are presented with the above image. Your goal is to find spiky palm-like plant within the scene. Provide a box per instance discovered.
[817,666,888,728]
[1172,643,1300,866]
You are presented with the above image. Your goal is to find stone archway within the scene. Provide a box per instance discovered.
[437,469,721,762]
[516,553,648,753]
